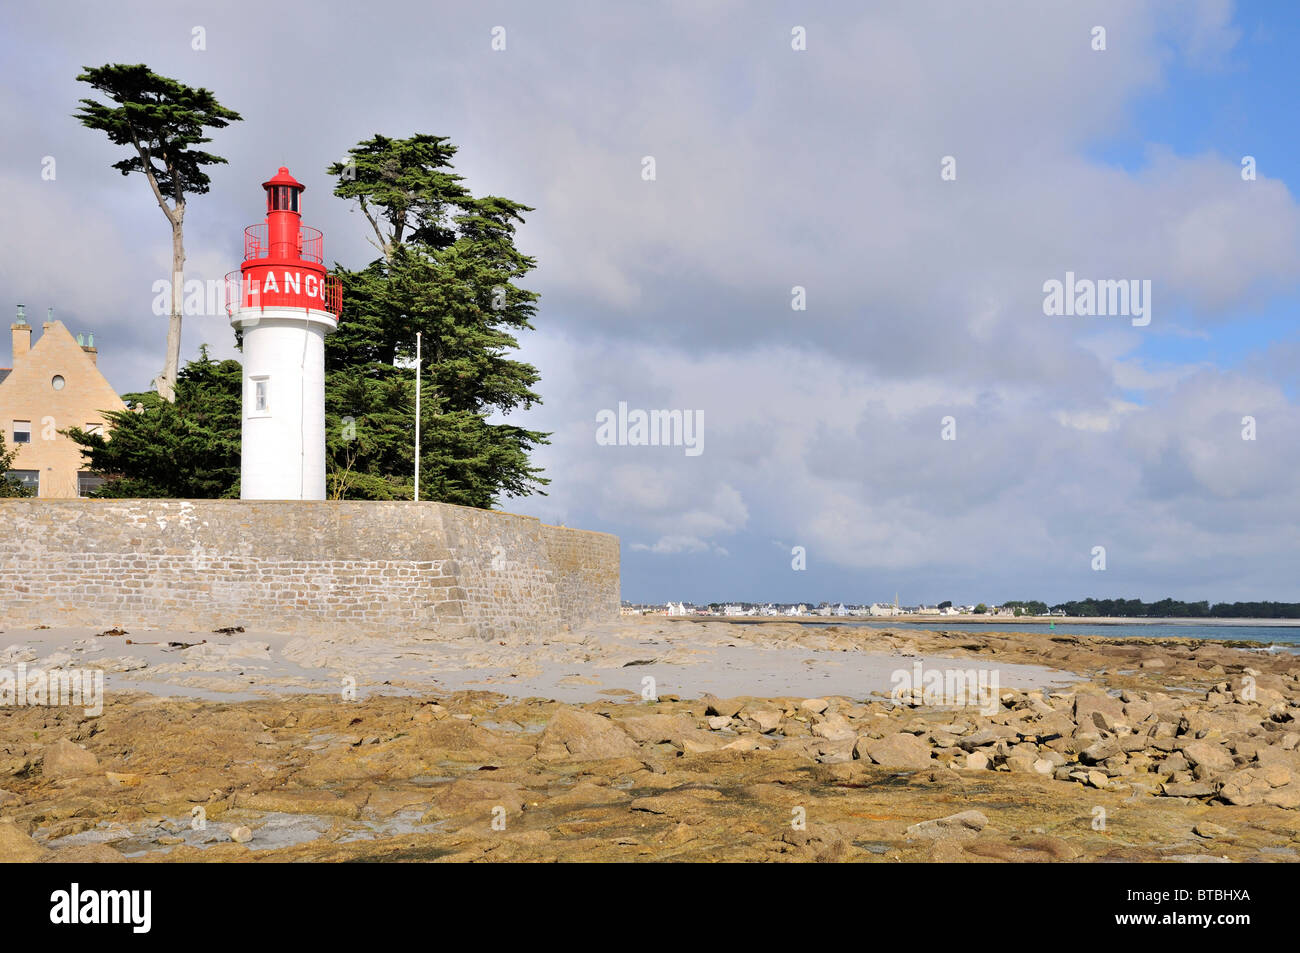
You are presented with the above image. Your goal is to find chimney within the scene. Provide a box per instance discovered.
[81,331,98,366]
[11,304,30,363]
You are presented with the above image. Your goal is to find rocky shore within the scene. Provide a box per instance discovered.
[1,621,1297,862]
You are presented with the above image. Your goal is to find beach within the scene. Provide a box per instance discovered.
[1,618,1298,862]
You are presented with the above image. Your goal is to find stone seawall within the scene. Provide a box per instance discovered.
[0,500,619,639]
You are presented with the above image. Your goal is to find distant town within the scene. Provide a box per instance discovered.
[621,600,1035,619]
[621,598,1300,620]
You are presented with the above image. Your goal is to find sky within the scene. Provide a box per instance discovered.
[1,0,1298,606]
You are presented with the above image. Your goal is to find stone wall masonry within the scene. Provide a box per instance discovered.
[0,499,619,639]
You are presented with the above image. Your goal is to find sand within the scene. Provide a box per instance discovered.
[0,617,1077,704]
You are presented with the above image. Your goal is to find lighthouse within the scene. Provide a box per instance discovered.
[226,168,341,500]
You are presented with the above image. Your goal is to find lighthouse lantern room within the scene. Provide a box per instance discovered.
[226,167,342,500]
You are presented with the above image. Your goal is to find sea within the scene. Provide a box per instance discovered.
[839,620,1300,652]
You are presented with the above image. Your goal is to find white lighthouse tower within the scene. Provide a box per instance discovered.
[226,167,341,500]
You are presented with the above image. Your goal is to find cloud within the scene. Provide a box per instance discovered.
[3,0,1296,604]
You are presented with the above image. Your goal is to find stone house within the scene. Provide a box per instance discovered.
[0,307,125,497]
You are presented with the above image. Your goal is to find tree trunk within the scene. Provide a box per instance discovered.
[156,219,185,401]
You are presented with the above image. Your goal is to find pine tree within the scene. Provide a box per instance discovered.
[75,63,241,401]
[68,348,242,498]
[326,134,550,507]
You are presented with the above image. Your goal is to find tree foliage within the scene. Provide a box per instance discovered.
[0,434,33,497]
[75,63,241,400]
[327,133,469,263]
[68,349,242,498]
[1003,598,1300,619]
[325,133,550,507]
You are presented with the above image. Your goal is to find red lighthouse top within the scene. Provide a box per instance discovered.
[262,166,304,213]
[225,166,341,320]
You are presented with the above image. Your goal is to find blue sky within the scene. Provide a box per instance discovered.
[2,1,1298,606]
[1090,4,1298,383]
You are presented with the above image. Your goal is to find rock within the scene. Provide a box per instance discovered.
[703,697,746,718]
[42,739,100,779]
[240,789,362,818]
[545,781,630,808]
[906,810,988,839]
[1074,693,1126,732]
[629,791,718,816]
[0,789,18,807]
[1080,739,1120,765]
[1006,754,1039,774]
[811,715,856,743]
[1032,712,1077,742]
[706,716,732,731]
[1263,784,1300,809]
[858,733,932,770]
[1260,764,1292,788]
[964,751,991,771]
[105,772,141,788]
[1085,770,1109,789]
[1157,752,1190,776]
[1033,758,1055,775]
[1182,741,1234,774]
[1219,771,1270,807]
[1162,780,1217,798]
[814,739,856,764]
[42,843,125,863]
[1194,822,1229,839]
[1254,745,1295,768]
[230,825,253,843]
[618,714,693,745]
[0,821,51,862]
[799,698,829,715]
[1123,699,1155,723]
[425,779,527,819]
[958,725,1018,750]
[675,729,729,753]
[740,707,783,733]
[963,836,1077,862]
[536,709,639,761]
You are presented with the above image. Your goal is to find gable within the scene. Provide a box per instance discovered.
[0,322,126,421]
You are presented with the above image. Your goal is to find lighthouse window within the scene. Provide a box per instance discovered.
[51,374,65,391]
[253,377,269,414]
[290,188,298,212]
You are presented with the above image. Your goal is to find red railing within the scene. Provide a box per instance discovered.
[225,270,343,318]
[323,274,342,315]
[243,224,324,263]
